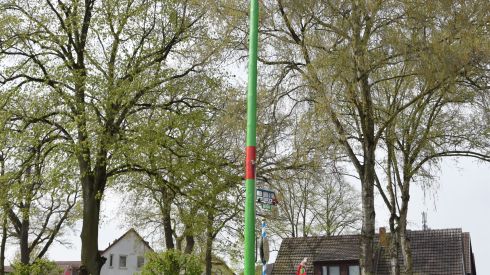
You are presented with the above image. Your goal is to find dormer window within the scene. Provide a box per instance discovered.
[322,265,339,275]
[348,265,360,275]
[316,261,360,275]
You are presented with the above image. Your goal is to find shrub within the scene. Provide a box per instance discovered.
[12,259,62,275]
[142,249,203,275]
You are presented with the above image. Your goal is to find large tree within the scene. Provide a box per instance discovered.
[0,0,226,273]
[0,90,80,267]
[373,2,490,273]
[270,165,361,238]
[232,1,489,273]
[118,79,245,275]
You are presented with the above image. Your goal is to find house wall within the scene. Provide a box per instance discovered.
[100,231,152,275]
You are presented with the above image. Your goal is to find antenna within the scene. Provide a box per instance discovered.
[422,212,428,230]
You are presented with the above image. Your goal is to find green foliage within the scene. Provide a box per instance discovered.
[11,259,62,275]
[141,250,203,275]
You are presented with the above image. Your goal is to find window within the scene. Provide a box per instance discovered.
[349,265,360,275]
[329,266,340,275]
[119,255,127,268]
[321,265,339,275]
[318,262,360,275]
[109,254,113,267]
[137,256,145,268]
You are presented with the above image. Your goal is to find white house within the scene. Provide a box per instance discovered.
[4,229,153,275]
[100,228,154,275]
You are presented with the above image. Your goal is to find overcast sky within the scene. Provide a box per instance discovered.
[5,158,489,274]
[396,157,490,275]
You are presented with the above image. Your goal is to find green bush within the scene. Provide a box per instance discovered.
[12,259,62,275]
[142,249,203,275]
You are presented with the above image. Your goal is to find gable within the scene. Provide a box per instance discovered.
[101,229,153,256]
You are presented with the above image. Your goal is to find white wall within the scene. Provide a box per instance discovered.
[100,231,152,275]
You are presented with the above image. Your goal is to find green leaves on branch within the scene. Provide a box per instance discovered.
[141,250,203,275]
[11,259,62,275]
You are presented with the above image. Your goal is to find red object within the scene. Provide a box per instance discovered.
[245,146,256,179]
[296,263,306,275]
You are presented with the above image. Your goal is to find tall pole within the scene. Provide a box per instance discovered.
[244,0,259,275]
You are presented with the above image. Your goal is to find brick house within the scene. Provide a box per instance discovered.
[272,228,476,275]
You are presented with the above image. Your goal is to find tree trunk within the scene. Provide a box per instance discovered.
[360,157,376,275]
[80,181,105,275]
[184,235,195,254]
[399,227,412,275]
[162,189,175,250]
[205,211,214,275]
[352,2,376,273]
[183,207,197,254]
[175,237,183,251]
[0,157,6,275]
[359,86,376,275]
[389,217,400,275]
[385,127,401,275]
[20,218,30,265]
[399,202,413,275]
[77,97,108,275]
[0,216,7,275]
[205,235,213,275]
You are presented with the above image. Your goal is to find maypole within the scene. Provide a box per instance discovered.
[244,0,259,274]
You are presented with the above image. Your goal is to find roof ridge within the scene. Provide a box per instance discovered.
[101,228,154,254]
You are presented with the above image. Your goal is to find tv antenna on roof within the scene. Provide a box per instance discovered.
[422,212,428,230]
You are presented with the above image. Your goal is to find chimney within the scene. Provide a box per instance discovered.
[379,227,389,248]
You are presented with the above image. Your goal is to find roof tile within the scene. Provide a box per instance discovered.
[272,229,473,275]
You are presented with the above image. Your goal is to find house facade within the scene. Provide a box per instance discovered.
[3,229,153,275]
[99,228,154,275]
[20,228,153,275]
[272,228,476,275]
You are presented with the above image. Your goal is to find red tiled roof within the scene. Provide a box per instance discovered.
[55,261,82,268]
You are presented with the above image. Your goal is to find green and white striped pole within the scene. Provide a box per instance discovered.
[244,0,259,275]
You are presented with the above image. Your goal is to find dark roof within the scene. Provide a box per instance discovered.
[272,235,361,275]
[376,229,471,275]
[101,228,154,254]
[462,232,476,275]
[272,228,475,275]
